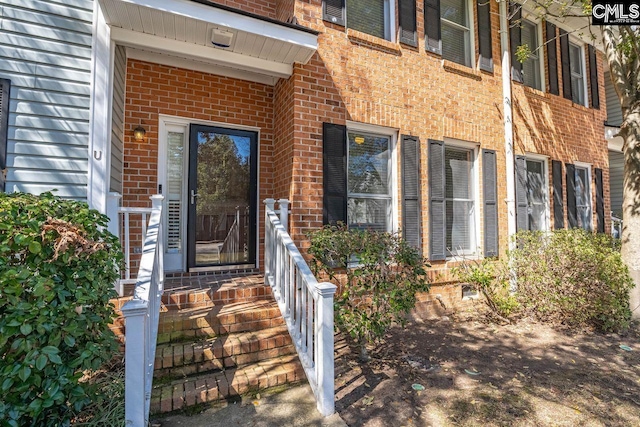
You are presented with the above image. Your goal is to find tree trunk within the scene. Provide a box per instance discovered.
[620,106,640,318]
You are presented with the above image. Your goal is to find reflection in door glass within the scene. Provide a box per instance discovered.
[195,132,251,266]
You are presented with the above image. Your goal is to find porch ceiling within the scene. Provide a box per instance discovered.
[99,0,317,84]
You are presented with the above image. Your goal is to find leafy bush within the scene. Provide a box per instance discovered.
[308,225,430,360]
[510,229,633,332]
[0,192,123,426]
[454,258,519,319]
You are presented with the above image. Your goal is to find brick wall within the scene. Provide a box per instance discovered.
[210,0,277,20]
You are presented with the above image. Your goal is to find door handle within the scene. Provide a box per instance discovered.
[190,190,199,204]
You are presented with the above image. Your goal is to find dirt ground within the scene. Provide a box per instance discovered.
[334,311,640,427]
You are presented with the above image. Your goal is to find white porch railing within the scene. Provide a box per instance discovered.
[118,195,164,427]
[263,198,337,416]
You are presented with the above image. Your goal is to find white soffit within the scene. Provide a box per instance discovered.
[99,0,317,82]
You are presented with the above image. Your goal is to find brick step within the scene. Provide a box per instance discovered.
[150,354,305,414]
[162,278,271,311]
[157,299,284,344]
[154,325,296,379]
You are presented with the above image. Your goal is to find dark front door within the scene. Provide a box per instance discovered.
[187,125,257,268]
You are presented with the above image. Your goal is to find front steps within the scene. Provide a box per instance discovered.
[150,274,305,414]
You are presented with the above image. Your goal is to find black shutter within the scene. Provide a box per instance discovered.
[483,150,498,257]
[0,79,9,193]
[552,160,564,229]
[509,2,523,83]
[424,0,442,54]
[402,135,422,254]
[565,163,577,227]
[560,29,572,101]
[588,45,600,109]
[477,0,493,72]
[323,0,345,26]
[595,168,605,232]
[515,155,528,231]
[399,0,418,46]
[429,139,446,260]
[546,21,559,95]
[323,123,347,225]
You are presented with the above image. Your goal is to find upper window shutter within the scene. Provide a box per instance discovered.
[0,79,10,193]
[509,3,523,83]
[428,139,446,261]
[559,29,572,101]
[323,123,347,225]
[323,0,345,26]
[424,0,442,54]
[546,21,559,95]
[515,155,528,231]
[399,0,418,46]
[483,149,499,257]
[588,45,600,109]
[552,160,564,229]
[595,168,605,232]
[477,0,493,72]
[565,163,577,227]
[402,135,422,254]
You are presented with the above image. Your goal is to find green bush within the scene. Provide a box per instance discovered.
[510,229,633,332]
[308,225,430,360]
[0,192,123,426]
[454,258,519,319]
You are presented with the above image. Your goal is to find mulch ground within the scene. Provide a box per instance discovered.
[334,310,640,427]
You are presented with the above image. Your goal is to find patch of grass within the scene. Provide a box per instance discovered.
[71,362,124,426]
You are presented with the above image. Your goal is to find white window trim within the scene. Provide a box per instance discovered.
[574,161,593,231]
[519,16,546,92]
[440,0,476,68]
[345,121,398,233]
[524,153,550,231]
[569,38,589,107]
[345,0,396,42]
[443,138,480,258]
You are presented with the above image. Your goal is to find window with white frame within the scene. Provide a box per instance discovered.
[521,19,542,90]
[347,130,393,232]
[441,0,472,67]
[346,0,392,41]
[445,145,476,254]
[569,42,586,105]
[575,165,592,230]
[525,158,548,230]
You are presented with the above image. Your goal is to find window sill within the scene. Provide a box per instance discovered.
[347,29,402,55]
[442,60,482,81]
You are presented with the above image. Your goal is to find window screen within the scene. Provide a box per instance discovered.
[521,20,542,90]
[575,166,592,230]
[570,43,585,105]
[441,0,471,66]
[347,0,386,40]
[347,131,391,232]
[445,146,475,254]
[526,159,547,230]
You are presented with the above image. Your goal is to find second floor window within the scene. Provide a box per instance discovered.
[441,0,472,67]
[569,42,586,105]
[346,0,391,40]
[521,20,542,90]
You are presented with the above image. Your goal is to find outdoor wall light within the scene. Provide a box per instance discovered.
[133,125,146,142]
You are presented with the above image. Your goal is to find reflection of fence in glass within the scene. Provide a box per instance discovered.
[195,205,248,264]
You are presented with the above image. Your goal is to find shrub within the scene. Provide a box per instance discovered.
[510,229,633,332]
[308,225,430,360]
[0,192,123,426]
[454,258,519,319]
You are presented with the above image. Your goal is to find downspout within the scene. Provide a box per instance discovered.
[499,0,517,252]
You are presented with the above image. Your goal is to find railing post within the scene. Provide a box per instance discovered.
[122,299,149,427]
[315,282,337,417]
[107,192,122,239]
[278,199,289,233]
[150,195,165,292]
[263,199,275,280]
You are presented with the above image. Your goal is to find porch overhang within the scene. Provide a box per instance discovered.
[99,0,318,85]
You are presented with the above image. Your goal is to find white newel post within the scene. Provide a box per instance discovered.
[278,198,289,233]
[315,281,337,416]
[150,194,164,292]
[106,192,122,239]
[122,299,149,427]
[264,199,275,279]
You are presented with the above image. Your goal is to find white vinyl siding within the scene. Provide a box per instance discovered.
[0,0,94,199]
[110,45,126,194]
[609,150,624,217]
[605,71,623,127]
